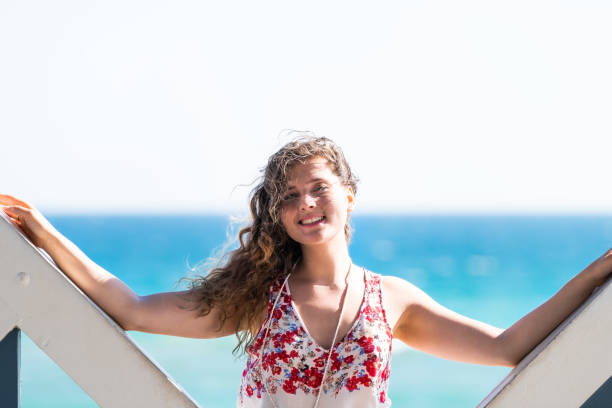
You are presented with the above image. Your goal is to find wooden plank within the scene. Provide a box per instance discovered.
[0,327,20,408]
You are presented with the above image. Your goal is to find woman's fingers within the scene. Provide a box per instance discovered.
[2,206,31,232]
[0,195,37,231]
[1,202,56,249]
[2,205,28,223]
[0,194,33,209]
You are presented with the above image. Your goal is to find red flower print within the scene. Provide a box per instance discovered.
[359,375,372,387]
[282,379,297,394]
[346,376,360,391]
[381,365,390,380]
[272,365,281,375]
[314,356,325,367]
[331,359,341,371]
[246,384,253,397]
[380,391,386,403]
[330,351,341,371]
[278,350,290,363]
[253,336,264,352]
[365,359,378,377]
[344,355,355,365]
[363,305,375,322]
[357,336,373,348]
[273,309,282,320]
[304,367,323,388]
[281,331,295,344]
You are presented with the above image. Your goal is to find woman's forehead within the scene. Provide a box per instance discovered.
[285,157,337,187]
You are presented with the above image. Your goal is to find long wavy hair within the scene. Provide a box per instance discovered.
[183,134,359,355]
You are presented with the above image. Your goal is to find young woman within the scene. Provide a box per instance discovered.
[1,136,611,408]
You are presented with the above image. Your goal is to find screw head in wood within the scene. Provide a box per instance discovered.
[16,271,30,287]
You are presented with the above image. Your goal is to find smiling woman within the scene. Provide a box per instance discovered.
[1,135,612,408]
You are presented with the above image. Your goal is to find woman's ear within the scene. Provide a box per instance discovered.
[347,187,355,213]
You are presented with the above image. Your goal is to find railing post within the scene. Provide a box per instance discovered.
[580,376,612,408]
[0,327,20,407]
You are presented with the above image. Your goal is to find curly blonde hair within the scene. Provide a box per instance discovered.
[184,134,359,354]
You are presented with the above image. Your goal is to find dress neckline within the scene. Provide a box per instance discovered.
[285,267,369,352]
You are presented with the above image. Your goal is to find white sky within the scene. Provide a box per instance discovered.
[1,1,611,214]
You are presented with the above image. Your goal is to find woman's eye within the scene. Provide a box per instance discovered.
[282,185,327,201]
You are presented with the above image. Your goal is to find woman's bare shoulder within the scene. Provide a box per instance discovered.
[375,274,431,330]
[380,274,424,298]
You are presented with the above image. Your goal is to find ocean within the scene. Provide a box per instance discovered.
[18,214,612,407]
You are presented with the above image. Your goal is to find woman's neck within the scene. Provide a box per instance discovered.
[294,236,352,287]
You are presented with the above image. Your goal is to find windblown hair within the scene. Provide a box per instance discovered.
[183,134,359,355]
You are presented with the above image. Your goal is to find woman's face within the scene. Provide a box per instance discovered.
[279,156,354,247]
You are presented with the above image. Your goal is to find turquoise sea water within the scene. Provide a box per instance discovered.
[19,214,612,407]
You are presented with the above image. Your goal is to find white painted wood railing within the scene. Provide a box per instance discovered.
[0,213,201,407]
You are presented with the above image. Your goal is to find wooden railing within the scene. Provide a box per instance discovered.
[0,213,200,408]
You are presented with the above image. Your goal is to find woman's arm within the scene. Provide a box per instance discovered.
[385,276,509,366]
[0,194,236,339]
[385,248,612,367]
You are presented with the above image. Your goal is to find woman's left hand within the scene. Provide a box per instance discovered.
[582,248,612,287]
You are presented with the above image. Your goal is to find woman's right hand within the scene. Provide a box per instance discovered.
[0,194,59,249]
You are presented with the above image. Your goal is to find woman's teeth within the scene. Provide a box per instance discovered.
[302,216,324,225]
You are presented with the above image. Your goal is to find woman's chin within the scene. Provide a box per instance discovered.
[294,231,345,248]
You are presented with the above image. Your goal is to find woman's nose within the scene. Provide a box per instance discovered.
[299,194,316,210]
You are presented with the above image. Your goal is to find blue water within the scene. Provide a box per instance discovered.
[19,215,612,407]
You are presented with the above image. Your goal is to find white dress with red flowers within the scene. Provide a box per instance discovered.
[237,268,393,407]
